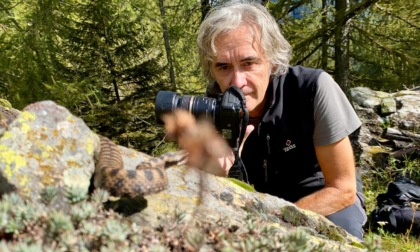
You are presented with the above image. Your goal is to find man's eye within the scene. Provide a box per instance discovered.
[243,61,254,67]
[218,65,230,71]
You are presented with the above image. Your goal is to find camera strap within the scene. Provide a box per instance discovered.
[226,87,250,184]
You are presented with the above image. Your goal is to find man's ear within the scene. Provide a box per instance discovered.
[271,64,277,74]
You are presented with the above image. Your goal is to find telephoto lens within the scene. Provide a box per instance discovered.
[155,91,217,124]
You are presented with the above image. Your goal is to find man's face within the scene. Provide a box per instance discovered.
[210,25,272,118]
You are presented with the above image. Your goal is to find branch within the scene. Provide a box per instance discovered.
[353,24,419,64]
[0,2,23,31]
[295,41,323,65]
[375,4,420,30]
[288,0,312,14]
[294,0,380,51]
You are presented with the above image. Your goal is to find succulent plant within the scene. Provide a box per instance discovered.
[40,186,59,205]
[0,189,380,251]
[46,211,74,239]
[65,186,88,204]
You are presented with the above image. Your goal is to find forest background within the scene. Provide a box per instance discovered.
[0,0,419,249]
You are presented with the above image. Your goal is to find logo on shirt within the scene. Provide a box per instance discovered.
[283,139,296,152]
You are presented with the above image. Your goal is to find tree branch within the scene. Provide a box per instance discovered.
[0,2,23,31]
[294,0,380,51]
[352,24,419,64]
[295,41,323,65]
[375,4,420,30]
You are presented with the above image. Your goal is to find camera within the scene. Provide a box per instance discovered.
[155,86,248,149]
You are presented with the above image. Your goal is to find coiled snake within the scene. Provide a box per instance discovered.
[95,136,187,198]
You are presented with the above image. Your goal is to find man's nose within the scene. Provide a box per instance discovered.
[231,70,246,88]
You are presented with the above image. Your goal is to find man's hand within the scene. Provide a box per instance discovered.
[217,124,255,175]
[162,110,231,176]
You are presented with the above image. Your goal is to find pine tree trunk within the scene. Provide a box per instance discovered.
[158,0,176,90]
[321,0,328,70]
[334,0,351,91]
[200,0,210,21]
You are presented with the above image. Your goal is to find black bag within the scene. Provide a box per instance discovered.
[372,176,420,234]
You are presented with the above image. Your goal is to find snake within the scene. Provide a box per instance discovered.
[95,136,187,198]
[0,105,188,198]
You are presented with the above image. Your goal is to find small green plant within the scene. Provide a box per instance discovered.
[100,219,130,243]
[47,211,74,238]
[65,186,88,204]
[380,117,392,129]
[90,188,110,205]
[70,202,96,225]
[40,186,59,205]
[363,234,382,252]
[186,228,206,251]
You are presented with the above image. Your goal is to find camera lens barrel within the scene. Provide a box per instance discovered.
[155,91,178,124]
[155,91,217,124]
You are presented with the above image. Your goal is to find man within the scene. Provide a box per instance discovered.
[196,0,367,240]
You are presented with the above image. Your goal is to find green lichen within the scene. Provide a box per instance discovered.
[86,133,99,155]
[20,111,35,121]
[0,145,27,180]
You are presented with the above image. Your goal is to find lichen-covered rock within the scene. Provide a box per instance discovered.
[350,87,420,170]
[380,97,397,115]
[391,90,420,130]
[0,101,99,208]
[350,87,391,110]
[0,103,21,136]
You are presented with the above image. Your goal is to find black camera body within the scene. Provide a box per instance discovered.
[155,86,248,149]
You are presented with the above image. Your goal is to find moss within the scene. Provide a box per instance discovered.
[316,222,347,243]
[281,205,309,227]
[280,205,362,246]
[227,178,256,192]
[351,240,366,249]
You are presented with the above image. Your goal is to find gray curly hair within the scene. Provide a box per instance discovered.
[197,0,292,86]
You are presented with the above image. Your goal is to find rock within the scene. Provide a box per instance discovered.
[392,91,420,130]
[350,87,420,170]
[350,87,390,110]
[0,101,99,209]
[380,97,397,115]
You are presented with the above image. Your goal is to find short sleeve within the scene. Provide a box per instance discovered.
[313,72,361,146]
